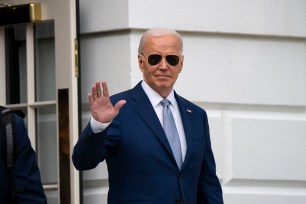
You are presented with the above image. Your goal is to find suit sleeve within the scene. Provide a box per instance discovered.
[12,115,47,203]
[72,118,121,171]
[197,112,224,204]
[72,122,107,170]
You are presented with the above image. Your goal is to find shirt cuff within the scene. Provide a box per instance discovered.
[90,116,111,133]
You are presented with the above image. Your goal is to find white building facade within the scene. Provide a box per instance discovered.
[78,0,306,203]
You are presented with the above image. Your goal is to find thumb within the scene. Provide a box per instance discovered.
[114,100,126,112]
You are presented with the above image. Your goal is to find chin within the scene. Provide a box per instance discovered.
[156,81,171,87]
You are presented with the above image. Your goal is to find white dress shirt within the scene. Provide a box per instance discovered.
[141,81,187,161]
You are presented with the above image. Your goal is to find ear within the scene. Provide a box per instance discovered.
[178,55,184,73]
[138,54,145,72]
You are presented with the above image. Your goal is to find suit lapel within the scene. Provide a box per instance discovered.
[129,83,174,159]
[175,94,193,170]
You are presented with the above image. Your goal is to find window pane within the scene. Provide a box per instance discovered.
[5,24,27,104]
[45,190,59,204]
[36,106,58,184]
[34,22,55,102]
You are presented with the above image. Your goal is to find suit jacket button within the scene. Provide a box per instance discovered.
[177,173,182,180]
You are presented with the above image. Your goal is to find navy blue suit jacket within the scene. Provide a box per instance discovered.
[0,114,46,203]
[73,81,223,204]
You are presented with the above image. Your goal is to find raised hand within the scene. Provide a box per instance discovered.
[88,81,126,123]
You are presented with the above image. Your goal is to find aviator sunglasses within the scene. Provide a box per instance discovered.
[142,54,180,66]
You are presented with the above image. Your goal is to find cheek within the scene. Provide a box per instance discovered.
[178,64,183,73]
[173,68,182,77]
[141,68,152,79]
[139,62,150,74]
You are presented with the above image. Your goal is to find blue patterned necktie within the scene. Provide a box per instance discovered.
[160,99,183,169]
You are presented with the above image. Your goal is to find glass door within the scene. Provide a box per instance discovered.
[0,1,79,203]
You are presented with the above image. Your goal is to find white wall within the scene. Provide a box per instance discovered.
[79,0,306,203]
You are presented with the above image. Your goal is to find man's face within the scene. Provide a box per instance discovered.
[138,34,184,97]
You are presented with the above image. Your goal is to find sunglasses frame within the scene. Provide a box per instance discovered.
[140,54,181,66]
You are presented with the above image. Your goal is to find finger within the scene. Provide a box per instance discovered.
[95,81,102,97]
[114,100,126,112]
[88,93,99,120]
[92,84,98,101]
[88,93,94,106]
[101,81,109,97]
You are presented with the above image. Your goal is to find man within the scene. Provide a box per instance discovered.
[0,107,47,203]
[72,28,223,203]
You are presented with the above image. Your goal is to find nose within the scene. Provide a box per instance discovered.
[159,56,169,70]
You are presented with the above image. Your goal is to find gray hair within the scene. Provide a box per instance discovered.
[138,28,183,54]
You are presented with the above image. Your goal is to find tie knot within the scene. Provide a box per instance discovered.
[160,99,171,108]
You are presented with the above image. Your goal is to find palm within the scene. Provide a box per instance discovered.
[88,81,126,123]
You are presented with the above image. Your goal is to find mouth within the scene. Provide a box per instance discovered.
[156,75,170,78]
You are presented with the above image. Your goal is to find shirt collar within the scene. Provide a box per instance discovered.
[141,81,176,108]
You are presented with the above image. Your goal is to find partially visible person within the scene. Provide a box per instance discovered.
[0,106,47,203]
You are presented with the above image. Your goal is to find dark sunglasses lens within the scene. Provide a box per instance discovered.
[148,55,162,65]
[166,55,179,66]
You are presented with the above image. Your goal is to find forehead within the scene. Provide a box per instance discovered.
[144,35,181,53]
